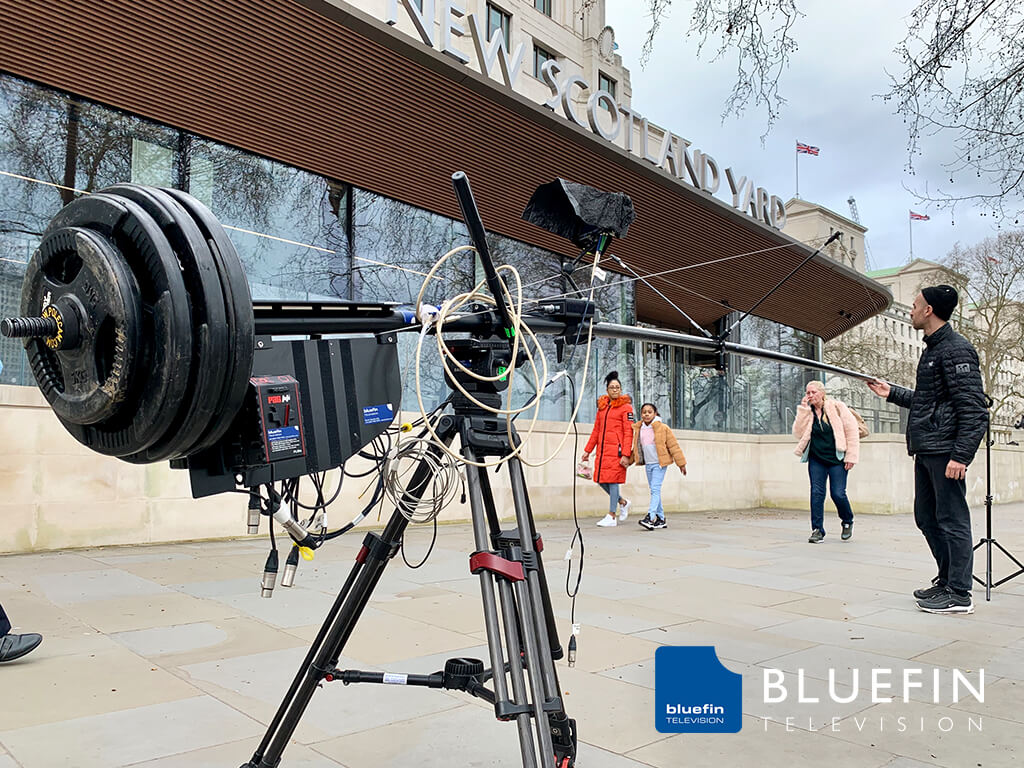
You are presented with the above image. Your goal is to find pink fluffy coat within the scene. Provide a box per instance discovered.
[792,399,860,465]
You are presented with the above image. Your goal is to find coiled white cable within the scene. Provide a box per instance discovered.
[382,434,463,523]
[411,244,600,471]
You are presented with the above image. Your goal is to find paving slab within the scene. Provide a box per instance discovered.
[0,503,1022,767]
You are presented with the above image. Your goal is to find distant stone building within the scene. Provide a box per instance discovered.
[784,197,1022,440]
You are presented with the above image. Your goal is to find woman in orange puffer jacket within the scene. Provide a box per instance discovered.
[581,371,635,527]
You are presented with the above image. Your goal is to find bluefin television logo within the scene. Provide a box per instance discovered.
[655,646,742,733]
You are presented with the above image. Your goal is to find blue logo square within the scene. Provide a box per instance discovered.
[655,646,742,733]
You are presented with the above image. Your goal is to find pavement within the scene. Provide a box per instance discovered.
[1,503,1023,768]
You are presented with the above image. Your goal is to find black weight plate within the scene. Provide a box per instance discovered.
[163,188,255,451]
[44,192,194,458]
[105,184,231,462]
[21,227,142,425]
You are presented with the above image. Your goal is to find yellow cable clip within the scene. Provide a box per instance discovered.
[299,547,315,561]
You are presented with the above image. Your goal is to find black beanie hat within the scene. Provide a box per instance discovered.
[921,284,958,321]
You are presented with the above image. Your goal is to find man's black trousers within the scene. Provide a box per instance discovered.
[0,601,10,636]
[914,453,973,594]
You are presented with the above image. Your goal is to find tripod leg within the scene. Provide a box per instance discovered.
[463,454,540,768]
[464,449,565,767]
[482,461,576,767]
[470,437,575,767]
[506,457,570,759]
[242,418,458,768]
[507,456,565,671]
[477,464,563,661]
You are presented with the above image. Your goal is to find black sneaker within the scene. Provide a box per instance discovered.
[913,577,945,600]
[841,522,853,541]
[916,588,974,614]
[808,529,825,543]
[639,514,655,530]
[650,518,667,529]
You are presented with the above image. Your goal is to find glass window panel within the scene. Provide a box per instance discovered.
[65,101,178,193]
[534,0,552,17]
[487,4,511,49]
[191,139,352,301]
[533,44,554,78]
[130,138,174,187]
[0,77,73,384]
[353,190,476,413]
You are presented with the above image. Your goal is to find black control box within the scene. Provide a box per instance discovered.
[182,334,402,498]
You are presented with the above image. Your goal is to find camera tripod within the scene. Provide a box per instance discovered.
[241,337,577,768]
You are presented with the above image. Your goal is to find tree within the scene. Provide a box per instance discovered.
[887,0,1024,218]
[824,325,916,389]
[639,0,802,137]
[943,232,1024,430]
[636,0,1024,216]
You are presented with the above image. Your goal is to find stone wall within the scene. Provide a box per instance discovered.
[2,384,1022,553]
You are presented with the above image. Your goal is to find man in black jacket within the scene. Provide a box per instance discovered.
[0,601,43,663]
[867,284,988,614]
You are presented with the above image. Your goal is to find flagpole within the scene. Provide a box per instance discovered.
[909,212,913,261]
[795,142,799,198]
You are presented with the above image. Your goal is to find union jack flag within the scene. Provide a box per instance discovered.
[909,211,930,221]
[796,142,819,155]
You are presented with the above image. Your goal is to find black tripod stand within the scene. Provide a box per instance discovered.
[972,396,1024,600]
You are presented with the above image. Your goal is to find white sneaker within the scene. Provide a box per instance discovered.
[617,498,631,522]
[596,514,617,527]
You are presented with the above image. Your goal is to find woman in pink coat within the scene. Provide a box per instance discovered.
[792,380,860,543]
[581,371,635,527]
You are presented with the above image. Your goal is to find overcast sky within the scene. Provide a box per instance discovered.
[604,0,1004,270]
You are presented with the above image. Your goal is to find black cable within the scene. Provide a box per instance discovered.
[348,435,392,477]
[318,472,387,542]
[564,375,584,627]
[400,515,438,569]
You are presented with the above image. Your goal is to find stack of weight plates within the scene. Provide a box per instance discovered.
[18,184,255,462]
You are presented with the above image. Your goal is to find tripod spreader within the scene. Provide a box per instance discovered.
[328,657,495,703]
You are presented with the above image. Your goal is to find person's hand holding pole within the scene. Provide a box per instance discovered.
[866,378,890,398]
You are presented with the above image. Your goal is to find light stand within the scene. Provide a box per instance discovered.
[972,395,1024,600]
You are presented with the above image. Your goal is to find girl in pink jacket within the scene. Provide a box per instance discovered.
[792,380,860,543]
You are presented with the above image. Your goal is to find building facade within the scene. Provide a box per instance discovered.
[0,1,927,552]
[1,0,887,435]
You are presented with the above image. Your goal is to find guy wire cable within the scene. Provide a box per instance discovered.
[383,230,857,344]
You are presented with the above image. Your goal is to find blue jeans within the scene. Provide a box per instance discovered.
[598,482,620,514]
[645,464,667,519]
[808,458,853,533]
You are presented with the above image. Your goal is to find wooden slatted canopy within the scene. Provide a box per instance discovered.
[0,0,891,341]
